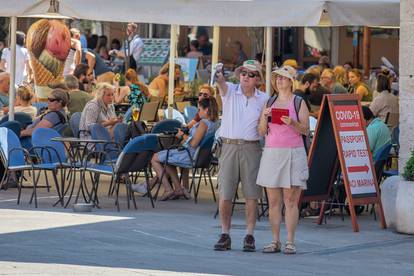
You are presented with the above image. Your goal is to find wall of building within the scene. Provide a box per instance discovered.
[338,27,399,68]
[219,27,254,63]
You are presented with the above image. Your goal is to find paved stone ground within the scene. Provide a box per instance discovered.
[0,174,413,275]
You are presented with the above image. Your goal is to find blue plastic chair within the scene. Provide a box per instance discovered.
[83,134,158,211]
[0,127,40,206]
[383,128,399,179]
[163,108,186,124]
[184,106,198,123]
[69,112,82,137]
[123,107,133,124]
[0,120,21,137]
[32,102,48,116]
[32,128,71,206]
[113,122,128,147]
[151,119,182,150]
[0,112,33,129]
[374,143,392,183]
[89,123,120,161]
[53,122,69,135]
[32,128,68,165]
[151,119,182,134]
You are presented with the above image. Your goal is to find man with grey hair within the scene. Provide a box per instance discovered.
[64,75,93,115]
[214,60,268,252]
[320,68,347,94]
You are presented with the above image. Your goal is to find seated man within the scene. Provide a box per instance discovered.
[65,75,93,115]
[20,89,69,149]
[362,106,391,159]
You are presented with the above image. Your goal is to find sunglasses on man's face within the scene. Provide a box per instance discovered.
[199,92,209,98]
[47,98,60,103]
[240,71,258,78]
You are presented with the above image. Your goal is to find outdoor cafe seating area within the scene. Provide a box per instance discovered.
[0,99,219,212]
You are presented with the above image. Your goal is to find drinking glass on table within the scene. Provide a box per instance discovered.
[132,106,140,121]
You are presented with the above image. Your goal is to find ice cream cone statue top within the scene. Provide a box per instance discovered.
[26,19,70,100]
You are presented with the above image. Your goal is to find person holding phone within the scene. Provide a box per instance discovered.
[214,60,268,252]
[257,66,309,254]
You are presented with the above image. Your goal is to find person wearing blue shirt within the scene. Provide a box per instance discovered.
[362,106,391,159]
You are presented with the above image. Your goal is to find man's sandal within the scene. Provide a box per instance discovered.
[262,241,281,253]
[283,241,296,255]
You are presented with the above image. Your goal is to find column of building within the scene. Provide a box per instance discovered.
[399,0,414,170]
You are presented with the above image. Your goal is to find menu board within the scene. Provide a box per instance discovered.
[138,39,170,66]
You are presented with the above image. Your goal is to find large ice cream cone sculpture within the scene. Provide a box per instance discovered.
[26,19,70,99]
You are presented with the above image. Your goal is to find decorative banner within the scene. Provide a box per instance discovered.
[26,19,71,99]
[175,58,198,82]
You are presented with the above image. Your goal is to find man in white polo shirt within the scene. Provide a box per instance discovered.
[214,60,268,252]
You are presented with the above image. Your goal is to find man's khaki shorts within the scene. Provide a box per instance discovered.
[218,142,262,200]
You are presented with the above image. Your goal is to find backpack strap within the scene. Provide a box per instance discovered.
[40,111,68,126]
[293,95,310,154]
[266,95,278,108]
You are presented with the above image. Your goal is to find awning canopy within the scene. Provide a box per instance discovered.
[0,0,400,27]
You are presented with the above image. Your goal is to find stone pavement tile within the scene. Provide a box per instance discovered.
[0,176,413,275]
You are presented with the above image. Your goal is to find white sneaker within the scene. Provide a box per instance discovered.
[131,182,148,194]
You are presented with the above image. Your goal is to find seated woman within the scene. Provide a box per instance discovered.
[348,69,372,101]
[148,63,184,105]
[20,89,69,149]
[5,85,37,119]
[79,82,121,140]
[132,97,219,200]
[114,68,149,109]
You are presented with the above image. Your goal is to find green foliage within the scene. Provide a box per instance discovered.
[403,150,414,181]
[188,79,204,97]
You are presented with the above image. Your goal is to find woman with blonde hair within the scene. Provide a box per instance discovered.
[333,65,348,88]
[14,85,37,119]
[114,68,149,109]
[257,65,309,254]
[79,82,121,139]
[148,63,184,102]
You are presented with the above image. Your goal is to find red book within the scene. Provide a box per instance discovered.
[271,108,289,124]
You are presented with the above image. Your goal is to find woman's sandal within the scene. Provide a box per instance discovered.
[262,241,281,253]
[300,207,320,217]
[283,241,296,255]
[159,190,175,201]
[173,188,190,200]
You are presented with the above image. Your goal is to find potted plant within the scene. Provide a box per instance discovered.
[395,151,414,234]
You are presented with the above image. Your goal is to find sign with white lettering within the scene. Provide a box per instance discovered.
[333,105,376,196]
[302,94,386,232]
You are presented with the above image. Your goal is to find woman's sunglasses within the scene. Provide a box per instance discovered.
[47,98,60,103]
[240,70,258,78]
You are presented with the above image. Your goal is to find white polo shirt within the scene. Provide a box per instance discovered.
[219,82,268,141]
